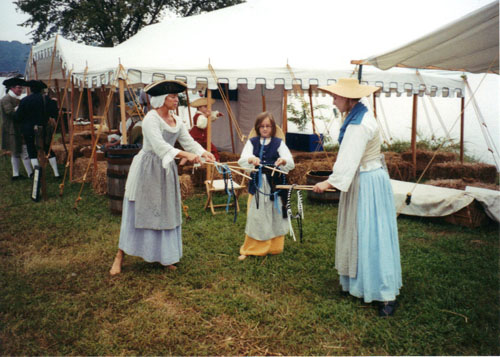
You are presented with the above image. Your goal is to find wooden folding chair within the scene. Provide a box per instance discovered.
[204,161,248,215]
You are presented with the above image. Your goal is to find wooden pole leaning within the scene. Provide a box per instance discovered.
[185,89,193,127]
[119,78,127,144]
[206,88,213,181]
[87,88,97,180]
[225,85,235,153]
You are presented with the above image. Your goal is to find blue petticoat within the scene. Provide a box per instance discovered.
[118,197,183,266]
[339,168,402,302]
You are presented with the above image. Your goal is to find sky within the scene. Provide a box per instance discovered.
[0,1,31,43]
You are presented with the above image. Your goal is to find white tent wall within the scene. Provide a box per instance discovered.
[25,0,495,153]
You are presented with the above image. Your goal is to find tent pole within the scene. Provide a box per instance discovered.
[282,89,288,136]
[69,78,75,181]
[119,78,128,144]
[225,85,235,153]
[358,64,363,82]
[87,88,97,180]
[261,85,266,111]
[460,96,465,164]
[185,89,193,127]
[373,94,377,118]
[411,94,418,178]
[308,87,316,134]
[206,89,213,180]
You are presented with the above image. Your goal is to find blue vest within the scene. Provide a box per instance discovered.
[248,136,282,196]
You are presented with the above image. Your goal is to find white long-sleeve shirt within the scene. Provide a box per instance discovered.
[327,111,382,192]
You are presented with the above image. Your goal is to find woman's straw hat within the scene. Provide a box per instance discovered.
[190,97,215,108]
[318,78,380,99]
[144,79,187,96]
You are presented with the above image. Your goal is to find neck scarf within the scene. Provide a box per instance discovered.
[338,101,368,145]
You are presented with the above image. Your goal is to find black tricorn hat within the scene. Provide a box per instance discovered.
[27,80,48,90]
[3,77,27,88]
[144,79,187,96]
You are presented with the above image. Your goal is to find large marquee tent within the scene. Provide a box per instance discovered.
[26,0,495,152]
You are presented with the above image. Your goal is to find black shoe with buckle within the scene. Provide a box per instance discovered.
[378,300,398,317]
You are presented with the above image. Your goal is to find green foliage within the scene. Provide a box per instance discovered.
[14,0,245,46]
[0,153,498,355]
[287,95,328,132]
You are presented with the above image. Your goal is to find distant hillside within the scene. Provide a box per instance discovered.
[0,41,31,74]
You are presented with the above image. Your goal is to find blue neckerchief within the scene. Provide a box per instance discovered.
[338,102,368,145]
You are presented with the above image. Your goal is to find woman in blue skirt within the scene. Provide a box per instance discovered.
[313,78,402,317]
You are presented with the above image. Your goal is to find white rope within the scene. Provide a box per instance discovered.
[421,96,436,139]
[372,95,392,144]
[416,72,451,140]
[464,79,500,171]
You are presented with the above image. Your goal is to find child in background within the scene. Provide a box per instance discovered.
[237,112,294,260]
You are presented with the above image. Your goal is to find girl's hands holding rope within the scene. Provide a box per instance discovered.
[248,157,261,166]
[313,180,334,193]
[274,158,286,167]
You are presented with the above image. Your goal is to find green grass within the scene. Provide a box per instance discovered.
[0,153,498,355]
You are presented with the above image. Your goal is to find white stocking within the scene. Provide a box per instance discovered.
[21,145,33,176]
[48,157,60,177]
[11,156,20,177]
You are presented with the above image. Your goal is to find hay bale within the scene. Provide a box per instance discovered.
[287,162,309,185]
[292,151,335,164]
[91,161,108,195]
[426,178,499,191]
[51,143,67,165]
[219,151,240,162]
[179,174,194,199]
[428,162,498,183]
[72,157,106,184]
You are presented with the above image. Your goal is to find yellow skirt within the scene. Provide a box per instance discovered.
[239,195,285,256]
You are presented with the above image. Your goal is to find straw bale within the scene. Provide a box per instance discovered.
[428,162,498,183]
[425,178,499,191]
[91,161,108,195]
[72,157,106,185]
[386,161,413,181]
[219,151,240,162]
[292,151,335,164]
[51,143,67,164]
[179,174,194,199]
[287,162,309,185]
[401,150,457,176]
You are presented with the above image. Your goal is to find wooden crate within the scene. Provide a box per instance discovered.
[443,200,489,228]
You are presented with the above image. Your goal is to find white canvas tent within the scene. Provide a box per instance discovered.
[26,0,493,152]
[362,0,499,74]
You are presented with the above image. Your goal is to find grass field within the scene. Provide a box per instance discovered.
[0,154,498,355]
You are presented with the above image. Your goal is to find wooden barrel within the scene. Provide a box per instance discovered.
[305,170,340,203]
[105,145,141,215]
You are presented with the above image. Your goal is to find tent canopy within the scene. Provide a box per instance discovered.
[362,0,499,74]
[27,0,495,97]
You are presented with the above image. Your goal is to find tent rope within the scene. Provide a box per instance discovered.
[208,64,246,142]
[421,95,436,139]
[395,60,497,216]
[464,78,500,170]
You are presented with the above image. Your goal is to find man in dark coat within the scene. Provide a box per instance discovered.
[0,77,33,180]
[16,80,60,177]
